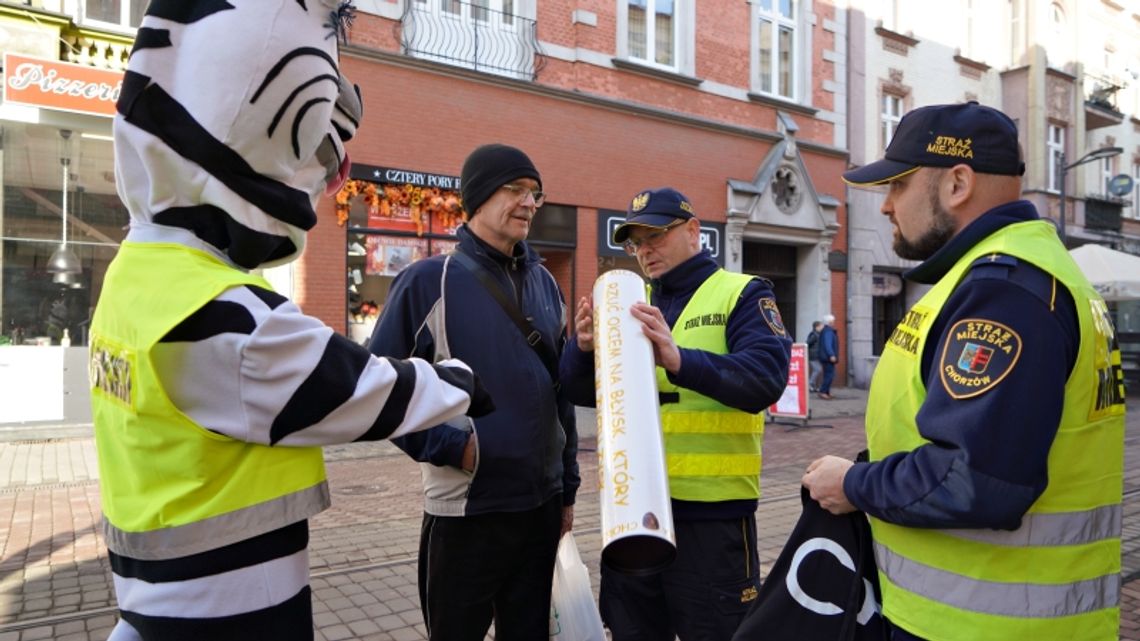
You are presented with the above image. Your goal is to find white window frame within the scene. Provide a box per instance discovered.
[750,0,800,101]
[1047,124,1065,193]
[1132,161,1140,219]
[1008,0,1023,67]
[881,94,903,153]
[1101,156,1115,196]
[80,0,147,31]
[881,0,900,32]
[961,0,975,59]
[618,0,694,74]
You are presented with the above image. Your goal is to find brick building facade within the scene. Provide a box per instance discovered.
[304,0,851,388]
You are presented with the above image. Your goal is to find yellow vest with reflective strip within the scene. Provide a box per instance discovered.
[865,220,1124,641]
[90,242,328,560]
[657,269,765,501]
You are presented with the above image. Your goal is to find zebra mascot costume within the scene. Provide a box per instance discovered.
[90,2,491,639]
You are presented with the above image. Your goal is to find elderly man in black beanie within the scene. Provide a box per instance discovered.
[369,144,579,641]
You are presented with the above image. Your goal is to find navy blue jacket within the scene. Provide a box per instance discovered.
[819,325,838,363]
[844,200,1079,534]
[561,250,791,520]
[369,225,580,516]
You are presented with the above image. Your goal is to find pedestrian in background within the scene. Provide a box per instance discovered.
[802,102,1126,641]
[561,187,791,641]
[817,314,838,399]
[369,144,579,641]
[806,320,823,392]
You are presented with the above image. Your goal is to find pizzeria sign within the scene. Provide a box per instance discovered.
[3,53,123,118]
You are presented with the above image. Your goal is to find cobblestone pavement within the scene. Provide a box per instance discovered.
[1,390,1139,640]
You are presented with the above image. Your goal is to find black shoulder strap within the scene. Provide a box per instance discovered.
[449,251,560,388]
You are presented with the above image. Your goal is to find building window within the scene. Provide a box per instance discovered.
[1132,162,1140,220]
[83,0,147,28]
[881,94,903,153]
[754,0,797,99]
[1047,124,1065,193]
[881,0,900,32]
[627,0,678,68]
[961,0,975,59]
[1100,156,1115,196]
[1008,0,1023,67]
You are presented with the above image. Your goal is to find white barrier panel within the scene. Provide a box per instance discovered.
[593,270,676,575]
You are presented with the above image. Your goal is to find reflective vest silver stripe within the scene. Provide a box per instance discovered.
[103,482,330,560]
[874,542,1120,617]
[943,504,1121,547]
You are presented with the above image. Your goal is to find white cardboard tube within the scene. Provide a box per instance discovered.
[593,269,676,575]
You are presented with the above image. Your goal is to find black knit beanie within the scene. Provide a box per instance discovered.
[460,144,542,216]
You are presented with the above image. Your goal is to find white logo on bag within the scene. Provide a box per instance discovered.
[785,537,880,625]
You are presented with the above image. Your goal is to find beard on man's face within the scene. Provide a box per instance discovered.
[893,177,957,261]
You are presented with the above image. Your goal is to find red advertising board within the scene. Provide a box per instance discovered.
[769,342,810,419]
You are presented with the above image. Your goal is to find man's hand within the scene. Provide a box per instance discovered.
[561,505,574,536]
[630,302,681,374]
[573,297,595,352]
[802,455,856,514]
[461,434,477,472]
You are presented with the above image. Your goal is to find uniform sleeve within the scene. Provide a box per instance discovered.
[844,260,1079,529]
[369,263,471,468]
[667,279,792,413]
[150,283,479,448]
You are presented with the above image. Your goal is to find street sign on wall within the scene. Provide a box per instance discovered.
[596,210,725,266]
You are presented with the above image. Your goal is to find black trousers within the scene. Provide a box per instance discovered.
[601,515,760,641]
[417,497,563,641]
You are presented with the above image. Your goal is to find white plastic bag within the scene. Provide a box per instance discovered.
[550,532,607,641]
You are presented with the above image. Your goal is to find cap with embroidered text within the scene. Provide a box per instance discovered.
[613,187,696,244]
[843,102,1025,187]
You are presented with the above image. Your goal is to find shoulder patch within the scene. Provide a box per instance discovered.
[969,253,1019,269]
[759,297,787,337]
[939,318,1022,399]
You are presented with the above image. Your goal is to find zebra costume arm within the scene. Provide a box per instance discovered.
[151,283,483,446]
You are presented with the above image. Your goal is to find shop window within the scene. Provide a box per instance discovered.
[340,173,579,343]
[341,177,466,344]
[1,124,127,347]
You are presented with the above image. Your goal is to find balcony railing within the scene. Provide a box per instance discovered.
[401,1,543,81]
[1085,194,1124,232]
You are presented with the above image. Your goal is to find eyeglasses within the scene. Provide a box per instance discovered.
[622,220,686,255]
[500,183,546,207]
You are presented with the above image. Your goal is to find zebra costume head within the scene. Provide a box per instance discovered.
[114,0,362,269]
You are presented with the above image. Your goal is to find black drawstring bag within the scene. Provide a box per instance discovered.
[732,464,889,641]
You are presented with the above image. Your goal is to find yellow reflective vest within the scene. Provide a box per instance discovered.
[865,220,1125,641]
[90,242,328,560]
[658,269,765,502]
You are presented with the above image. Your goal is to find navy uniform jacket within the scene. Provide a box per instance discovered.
[842,201,1081,640]
[561,250,792,520]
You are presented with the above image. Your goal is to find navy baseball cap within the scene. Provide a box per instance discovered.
[843,102,1025,187]
[613,187,696,244]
